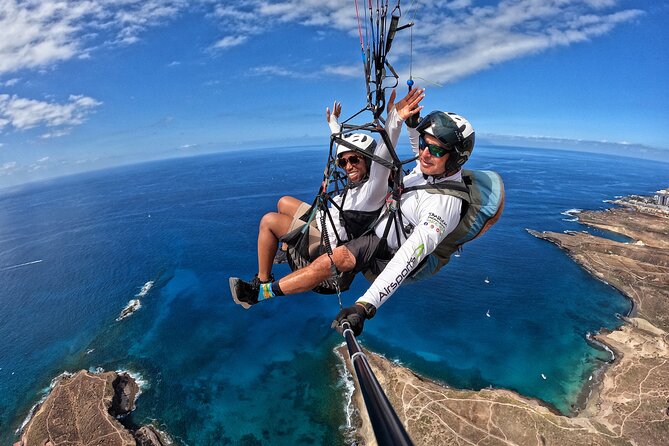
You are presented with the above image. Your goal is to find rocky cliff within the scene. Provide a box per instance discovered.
[14,370,170,446]
[342,191,669,445]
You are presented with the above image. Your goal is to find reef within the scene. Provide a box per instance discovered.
[14,370,170,446]
[342,190,669,445]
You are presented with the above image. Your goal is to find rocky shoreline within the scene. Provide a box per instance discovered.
[14,370,171,446]
[340,189,669,445]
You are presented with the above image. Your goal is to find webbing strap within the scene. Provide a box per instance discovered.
[402,180,470,199]
[318,196,344,309]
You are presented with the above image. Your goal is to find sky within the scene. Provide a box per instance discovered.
[0,0,667,188]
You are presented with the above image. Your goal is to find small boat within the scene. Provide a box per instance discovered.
[541,373,547,380]
[485,309,491,318]
[484,277,490,284]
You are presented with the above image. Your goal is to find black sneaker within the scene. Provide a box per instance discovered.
[229,274,274,309]
[229,277,259,309]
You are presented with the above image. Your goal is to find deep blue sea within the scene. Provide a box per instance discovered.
[1,145,667,445]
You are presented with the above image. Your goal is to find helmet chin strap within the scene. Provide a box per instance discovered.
[422,171,447,181]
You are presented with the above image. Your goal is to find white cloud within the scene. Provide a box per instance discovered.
[249,63,359,80]
[405,2,644,83]
[41,129,72,139]
[212,0,644,82]
[213,35,248,50]
[2,78,21,87]
[1,161,18,176]
[322,64,358,78]
[249,65,310,79]
[0,0,188,75]
[28,156,52,171]
[0,1,645,85]
[0,93,102,134]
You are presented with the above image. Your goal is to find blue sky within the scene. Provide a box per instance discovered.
[0,0,667,187]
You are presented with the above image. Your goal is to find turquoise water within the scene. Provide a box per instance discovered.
[0,146,667,444]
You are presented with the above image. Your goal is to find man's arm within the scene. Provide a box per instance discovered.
[363,89,425,207]
[408,126,420,156]
[357,194,462,309]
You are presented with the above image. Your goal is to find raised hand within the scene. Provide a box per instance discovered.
[394,87,425,121]
[326,100,342,123]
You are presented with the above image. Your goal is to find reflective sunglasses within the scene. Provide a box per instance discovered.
[419,136,449,158]
[337,155,362,168]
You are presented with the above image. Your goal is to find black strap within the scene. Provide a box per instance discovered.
[402,180,468,194]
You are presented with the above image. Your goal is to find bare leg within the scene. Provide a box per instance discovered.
[277,196,307,217]
[277,245,357,294]
[276,196,308,252]
[258,212,293,282]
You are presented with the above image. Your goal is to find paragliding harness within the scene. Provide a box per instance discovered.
[279,127,401,295]
[363,169,506,283]
[279,0,505,297]
[279,0,412,297]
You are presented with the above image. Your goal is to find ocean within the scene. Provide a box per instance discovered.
[0,145,667,445]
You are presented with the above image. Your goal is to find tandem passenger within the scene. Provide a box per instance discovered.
[229,89,425,302]
[231,102,476,336]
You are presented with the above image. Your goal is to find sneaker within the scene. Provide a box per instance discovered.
[229,277,259,309]
[229,274,274,309]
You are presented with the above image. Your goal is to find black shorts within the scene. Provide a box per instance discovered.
[344,233,394,275]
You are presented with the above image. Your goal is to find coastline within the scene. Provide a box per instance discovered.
[13,369,171,446]
[339,189,669,445]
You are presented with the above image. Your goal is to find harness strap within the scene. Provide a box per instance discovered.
[402,180,470,199]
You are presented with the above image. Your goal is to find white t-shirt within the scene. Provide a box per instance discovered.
[317,107,403,243]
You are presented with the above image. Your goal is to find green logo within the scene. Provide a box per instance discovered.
[413,244,425,258]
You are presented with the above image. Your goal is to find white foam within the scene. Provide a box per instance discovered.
[561,209,582,216]
[136,280,154,297]
[118,368,148,406]
[0,259,43,272]
[116,299,141,321]
[561,217,578,222]
[16,371,73,435]
[333,344,356,436]
[586,332,616,362]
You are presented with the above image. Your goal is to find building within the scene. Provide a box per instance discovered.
[653,191,669,207]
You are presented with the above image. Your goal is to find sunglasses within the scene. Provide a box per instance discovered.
[419,136,450,158]
[337,155,362,168]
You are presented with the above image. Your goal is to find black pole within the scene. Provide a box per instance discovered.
[341,323,414,446]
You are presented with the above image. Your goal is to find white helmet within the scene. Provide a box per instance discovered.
[336,133,377,157]
[416,111,475,172]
